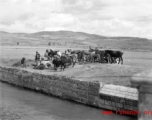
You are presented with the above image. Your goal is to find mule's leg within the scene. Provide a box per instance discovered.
[120,57,123,64]
[54,65,57,71]
[63,64,66,71]
[107,55,111,64]
[90,56,93,63]
[118,58,120,64]
[100,55,103,63]
[72,59,76,67]
[106,54,111,64]
[98,55,101,63]
[113,57,116,64]
[109,57,112,64]
[61,65,62,71]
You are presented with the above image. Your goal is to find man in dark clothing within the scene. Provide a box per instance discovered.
[21,57,26,68]
[35,51,41,66]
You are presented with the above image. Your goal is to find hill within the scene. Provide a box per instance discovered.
[0,30,152,51]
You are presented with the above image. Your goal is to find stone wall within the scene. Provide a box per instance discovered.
[0,66,138,116]
[0,66,100,107]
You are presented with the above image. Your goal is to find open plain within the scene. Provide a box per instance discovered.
[1,46,152,87]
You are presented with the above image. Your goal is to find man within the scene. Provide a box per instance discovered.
[21,57,26,68]
[44,49,50,60]
[35,51,41,66]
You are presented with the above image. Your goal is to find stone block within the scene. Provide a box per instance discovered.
[124,105,138,111]
[86,100,95,106]
[129,100,134,106]
[50,87,58,95]
[119,98,125,104]
[132,93,138,97]
[104,95,111,101]
[105,100,111,106]
[88,95,96,101]
[133,100,138,107]
[77,85,88,91]
[99,103,114,110]
[112,107,118,111]
[99,99,105,104]
[72,83,78,88]
[78,93,88,99]
[115,93,125,98]
[116,103,123,108]
[100,91,109,95]
[131,96,138,101]
[125,95,133,99]
[119,92,127,95]
[100,94,105,99]
[80,98,87,104]
[111,96,116,102]
[120,86,129,92]
[108,92,116,96]
[99,89,106,94]
[88,90,99,96]
[127,88,138,94]
[112,102,115,107]
[88,82,100,90]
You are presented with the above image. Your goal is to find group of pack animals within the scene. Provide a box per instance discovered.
[42,48,123,71]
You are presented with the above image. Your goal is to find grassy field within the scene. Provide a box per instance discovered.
[0,46,152,87]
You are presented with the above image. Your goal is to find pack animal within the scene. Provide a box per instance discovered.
[104,50,123,64]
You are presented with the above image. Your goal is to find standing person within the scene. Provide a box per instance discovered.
[89,46,92,51]
[44,49,49,60]
[35,51,41,66]
[21,57,26,68]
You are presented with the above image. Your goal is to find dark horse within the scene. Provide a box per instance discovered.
[52,55,76,71]
[104,50,123,64]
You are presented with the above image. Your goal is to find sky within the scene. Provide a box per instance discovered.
[0,0,152,38]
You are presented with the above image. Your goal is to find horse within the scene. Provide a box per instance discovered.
[104,50,123,64]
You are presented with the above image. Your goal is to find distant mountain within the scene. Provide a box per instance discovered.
[0,30,152,51]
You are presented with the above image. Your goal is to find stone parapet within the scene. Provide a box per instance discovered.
[131,68,152,120]
[0,66,138,116]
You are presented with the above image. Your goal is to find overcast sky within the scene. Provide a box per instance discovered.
[0,0,152,38]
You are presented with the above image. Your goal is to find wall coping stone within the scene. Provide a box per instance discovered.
[100,84,138,100]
